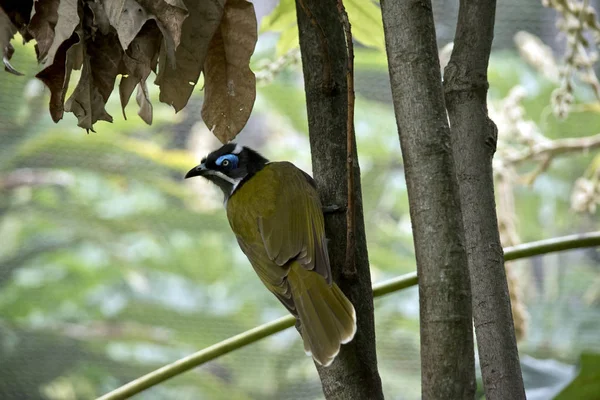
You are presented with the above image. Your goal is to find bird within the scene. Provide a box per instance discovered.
[185,143,356,366]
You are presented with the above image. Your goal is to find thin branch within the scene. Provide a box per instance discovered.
[97,232,600,400]
[255,49,301,85]
[335,0,356,278]
[504,132,600,164]
[504,231,600,261]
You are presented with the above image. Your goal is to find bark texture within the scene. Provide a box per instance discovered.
[380,0,476,398]
[443,1,526,398]
[295,0,384,399]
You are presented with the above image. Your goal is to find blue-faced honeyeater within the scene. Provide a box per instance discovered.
[185,143,356,366]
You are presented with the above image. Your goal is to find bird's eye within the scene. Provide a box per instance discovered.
[216,154,238,169]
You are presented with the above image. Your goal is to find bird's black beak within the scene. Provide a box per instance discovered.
[185,164,207,179]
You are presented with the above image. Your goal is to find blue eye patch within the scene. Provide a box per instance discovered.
[215,154,238,169]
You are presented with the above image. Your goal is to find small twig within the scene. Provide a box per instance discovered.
[504,132,600,164]
[520,154,552,186]
[255,48,301,85]
[335,0,356,278]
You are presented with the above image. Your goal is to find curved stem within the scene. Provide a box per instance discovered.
[98,231,600,400]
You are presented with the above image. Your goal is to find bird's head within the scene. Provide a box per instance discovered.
[185,143,269,199]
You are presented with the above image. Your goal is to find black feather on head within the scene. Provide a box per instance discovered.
[185,143,269,200]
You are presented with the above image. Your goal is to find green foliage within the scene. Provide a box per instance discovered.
[555,353,600,399]
[260,0,385,54]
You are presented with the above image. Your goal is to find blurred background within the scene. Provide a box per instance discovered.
[1,0,600,399]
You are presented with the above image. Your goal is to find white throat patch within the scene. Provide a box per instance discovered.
[208,170,237,185]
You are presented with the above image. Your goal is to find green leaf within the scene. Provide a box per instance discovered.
[262,0,385,52]
[259,0,295,33]
[275,25,299,56]
[345,0,385,51]
[554,353,600,400]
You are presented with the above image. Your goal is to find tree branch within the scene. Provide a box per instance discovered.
[503,132,600,164]
[336,0,357,278]
[96,232,600,400]
[443,0,526,398]
[295,0,383,398]
[380,0,476,398]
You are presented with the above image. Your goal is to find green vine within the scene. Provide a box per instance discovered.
[98,231,600,400]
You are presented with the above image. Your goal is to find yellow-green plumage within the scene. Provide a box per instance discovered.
[226,162,356,366]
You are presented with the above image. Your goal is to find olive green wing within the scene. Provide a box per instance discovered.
[257,162,331,284]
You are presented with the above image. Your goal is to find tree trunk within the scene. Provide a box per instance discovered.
[443,1,526,398]
[380,0,476,398]
[295,0,384,399]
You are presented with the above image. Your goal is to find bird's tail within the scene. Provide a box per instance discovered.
[287,262,357,366]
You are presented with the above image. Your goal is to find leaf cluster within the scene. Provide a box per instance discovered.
[0,0,257,142]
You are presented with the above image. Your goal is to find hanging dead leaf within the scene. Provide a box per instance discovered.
[0,7,20,74]
[138,0,187,49]
[65,29,124,130]
[103,0,186,66]
[119,21,160,122]
[0,8,15,50]
[0,1,33,34]
[36,32,82,121]
[2,0,258,132]
[88,0,112,35]
[201,0,257,143]
[119,74,137,116]
[28,0,59,62]
[104,0,150,50]
[155,0,225,112]
[89,33,125,100]
[135,79,152,124]
[65,54,112,130]
[44,0,79,67]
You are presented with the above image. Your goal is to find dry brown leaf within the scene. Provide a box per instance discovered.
[135,79,152,124]
[28,0,58,62]
[0,1,33,35]
[1,6,22,74]
[65,30,124,130]
[201,0,257,143]
[0,7,16,53]
[2,0,257,132]
[36,32,82,121]
[65,54,113,130]
[44,0,79,67]
[122,21,160,80]
[119,21,160,122]
[88,0,112,35]
[87,32,124,102]
[155,0,225,112]
[103,0,186,67]
[104,0,150,49]
[138,0,187,49]
[119,74,138,116]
